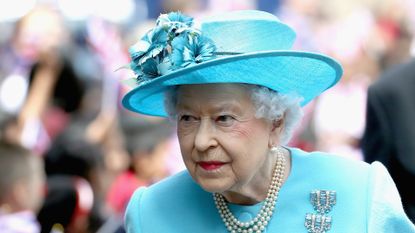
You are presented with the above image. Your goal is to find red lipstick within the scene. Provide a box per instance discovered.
[198,161,226,171]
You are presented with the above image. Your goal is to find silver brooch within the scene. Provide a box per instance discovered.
[305,190,336,233]
[305,213,332,233]
[310,190,336,214]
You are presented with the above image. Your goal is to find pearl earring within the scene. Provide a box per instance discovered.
[270,146,279,153]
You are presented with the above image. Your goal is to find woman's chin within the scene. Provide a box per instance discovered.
[196,178,231,194]
[189,165,232,193]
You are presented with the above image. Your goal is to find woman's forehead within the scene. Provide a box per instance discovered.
[177,84,250,99]
[175,84,254,111]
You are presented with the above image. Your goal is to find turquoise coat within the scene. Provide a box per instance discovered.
[125,148,415,232]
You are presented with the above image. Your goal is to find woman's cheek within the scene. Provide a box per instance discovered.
[225,122,256,138]
[178,124,197,138]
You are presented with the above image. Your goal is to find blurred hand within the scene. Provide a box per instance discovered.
[37,45,63,73]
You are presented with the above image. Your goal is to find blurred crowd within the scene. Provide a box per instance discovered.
[0,0,414,232]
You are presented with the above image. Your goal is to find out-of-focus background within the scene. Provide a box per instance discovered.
[0,0,414,232]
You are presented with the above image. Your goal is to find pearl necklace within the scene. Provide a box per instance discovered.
[213,147,286,233]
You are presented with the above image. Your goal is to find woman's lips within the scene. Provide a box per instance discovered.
[198,161,226,171]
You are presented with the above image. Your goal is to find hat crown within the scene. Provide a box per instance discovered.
[201,10,296,53]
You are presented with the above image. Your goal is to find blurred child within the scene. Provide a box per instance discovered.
[40,122,104,233]
[37,175,94,233]
[0,140,45,233]
[106,113,174,215]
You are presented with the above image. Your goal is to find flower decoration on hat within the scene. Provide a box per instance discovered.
[129,12,217,84]
[171,33,216,69]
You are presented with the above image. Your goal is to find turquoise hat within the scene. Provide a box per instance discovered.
[122,10,343,117]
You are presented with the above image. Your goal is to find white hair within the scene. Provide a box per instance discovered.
[249,85,303,145]
[164,84,303,145]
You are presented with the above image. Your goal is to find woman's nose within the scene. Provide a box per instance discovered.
[194,119,217,151]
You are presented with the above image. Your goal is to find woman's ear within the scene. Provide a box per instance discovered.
[268,116,285,148]
[272,118,284,131]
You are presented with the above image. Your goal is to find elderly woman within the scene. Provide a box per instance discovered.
[121,10,415,233]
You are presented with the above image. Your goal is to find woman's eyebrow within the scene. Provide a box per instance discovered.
[212,103,243,114]
[176,101,245,114]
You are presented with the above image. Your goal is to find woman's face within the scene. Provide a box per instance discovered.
[176,84,278,194]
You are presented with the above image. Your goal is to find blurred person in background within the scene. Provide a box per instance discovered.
[0,6,66,124]
[41,122,106,233]
[118,112,173,184]
[101,112,174,233]
[37,175,94,233]
[361,57,415,222]
[21,42,85,149]
[17,7,86,153]
[0,5,86,155]
[0,140,46,233]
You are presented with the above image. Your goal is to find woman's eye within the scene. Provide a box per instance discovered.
[179,115,197,122]
[216,115,235,125]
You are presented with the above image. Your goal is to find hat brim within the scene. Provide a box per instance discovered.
[122,51,342,117]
